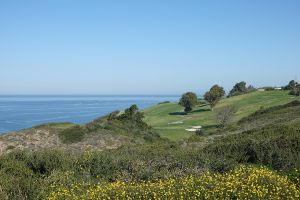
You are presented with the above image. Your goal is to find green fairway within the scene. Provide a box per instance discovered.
[144,91,300,141]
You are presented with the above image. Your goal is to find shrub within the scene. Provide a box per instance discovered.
[6,145,15,150]
[6,150,76,176]
[228,81,247,97]
[44,165,300,200]
[85,115,107,132]
[283,80,298,90]
[204,123,300,170]
[195,129,204,136]
[0,156,40,200]
[289,86,300,96]
[58,125,87,144]
[228,81,256,97]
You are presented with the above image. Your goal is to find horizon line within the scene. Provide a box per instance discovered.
[0,94,184,96]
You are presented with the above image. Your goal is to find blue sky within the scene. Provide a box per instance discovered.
[1,0,300,95]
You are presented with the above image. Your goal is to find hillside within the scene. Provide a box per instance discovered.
[144,91,300,140]
[200,100,300,170]
[0,105,161,154]
[0,123,129,154]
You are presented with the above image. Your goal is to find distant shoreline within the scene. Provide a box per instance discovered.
[0,95,181,134]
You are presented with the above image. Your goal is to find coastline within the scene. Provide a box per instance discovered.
[0,95,180,135]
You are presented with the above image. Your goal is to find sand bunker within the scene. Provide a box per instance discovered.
[185,126,202,132]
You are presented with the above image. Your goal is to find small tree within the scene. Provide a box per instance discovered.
[122,104,143,121]
[117,104,148,128]
[284,80,298,90]
[125,104,138,116]
[204,85,225,110]
[179,92,198,113]
[228,81,247,97]
[215,105,237,128]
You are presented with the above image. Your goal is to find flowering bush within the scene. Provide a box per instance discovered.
[46,165,300,200]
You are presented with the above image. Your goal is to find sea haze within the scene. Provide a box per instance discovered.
[0,95,179,134]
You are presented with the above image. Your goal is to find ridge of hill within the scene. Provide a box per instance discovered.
[0,106,161,154]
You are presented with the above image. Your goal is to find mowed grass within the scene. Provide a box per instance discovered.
[144,91,300,141]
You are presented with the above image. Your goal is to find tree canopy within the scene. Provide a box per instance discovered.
[228,81,248,97]
[284,80,299,90]
[283,80,300,96]
[204,85,225,110]
[179,92,198,113]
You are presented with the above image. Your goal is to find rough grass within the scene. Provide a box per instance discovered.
[144,91,300,141]
[204,122,300,170]
[237,100,300,131]
[33,122,76,130]
[58,125,87,144]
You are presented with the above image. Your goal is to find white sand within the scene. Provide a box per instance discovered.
[185,125,202,132]
[168,121,183,125]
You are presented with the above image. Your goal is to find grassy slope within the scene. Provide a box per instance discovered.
[144,91,300,141]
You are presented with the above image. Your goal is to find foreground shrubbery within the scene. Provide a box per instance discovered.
[205,122,300,171]
[1,133,299,200]
[45,165,300,200]
[0,121,299,199]
[1,101,300,199]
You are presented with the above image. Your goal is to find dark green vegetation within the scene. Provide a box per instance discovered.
[290,86,300,96]
[0,91,300,199]
[283,79,300,96]
[59,104,159,144]
[205,122,300,171]
[58,125,87,144]
[284,80,299,90]
[178,92,198,112]
[227,81,256,97]
[204,84,225,110]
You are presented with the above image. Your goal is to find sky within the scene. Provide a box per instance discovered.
[0,0,300,95]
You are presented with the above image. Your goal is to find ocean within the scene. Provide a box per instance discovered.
[0,95,179,134]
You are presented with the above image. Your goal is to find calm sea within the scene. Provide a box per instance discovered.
[0,95,179,134]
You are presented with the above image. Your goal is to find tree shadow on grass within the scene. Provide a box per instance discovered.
[169,112,187,115]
